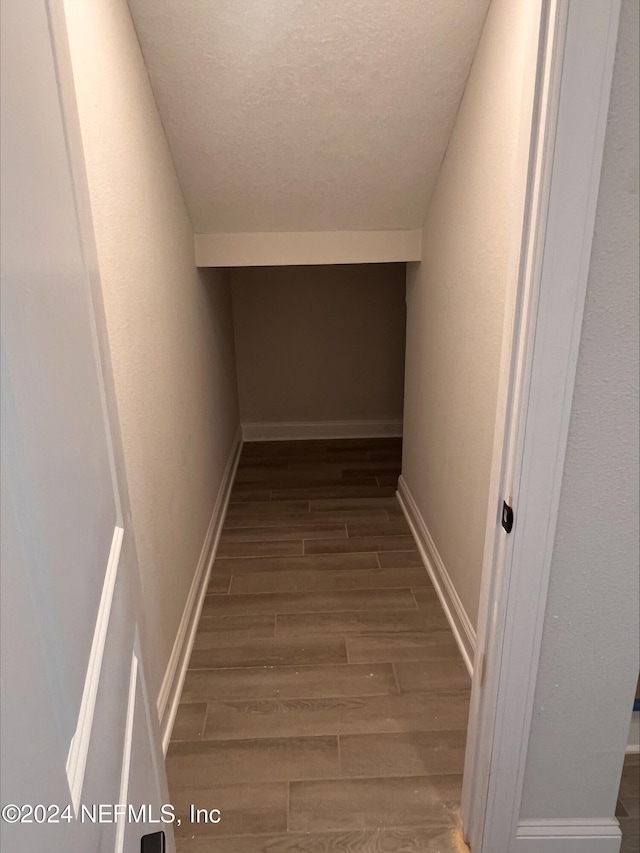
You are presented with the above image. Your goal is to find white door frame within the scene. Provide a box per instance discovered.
[461,1,622,851]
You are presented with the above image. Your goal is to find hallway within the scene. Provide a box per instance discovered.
[166,438,471,852]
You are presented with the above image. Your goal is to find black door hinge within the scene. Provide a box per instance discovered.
[501,501,514,533]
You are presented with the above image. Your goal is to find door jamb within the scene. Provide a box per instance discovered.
[461,1,622,850]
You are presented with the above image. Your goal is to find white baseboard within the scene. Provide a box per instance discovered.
[396,475,476,675]
[157,428,242,752]
[241,419,403,442]
[514,819,622,853]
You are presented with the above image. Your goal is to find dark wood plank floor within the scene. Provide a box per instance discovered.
[168,438,471,852]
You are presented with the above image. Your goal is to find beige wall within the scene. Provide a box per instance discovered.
[230,264,406,427]
[521,0,639,819]
[194,230,422,267]
[63,0,240,698]
[402,0,541,628]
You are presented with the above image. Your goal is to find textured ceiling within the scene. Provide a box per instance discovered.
[128,0,489,233]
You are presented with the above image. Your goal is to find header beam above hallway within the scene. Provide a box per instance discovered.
[194,230,422,268]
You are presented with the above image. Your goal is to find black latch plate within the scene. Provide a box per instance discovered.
[501,501,514,534]
[141,831,165,853]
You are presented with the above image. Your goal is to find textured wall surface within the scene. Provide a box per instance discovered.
[402,0,541,628]
[127,0,489,233]
[230,265,406,425]
[63,0,240,698]
[520,0,639,819]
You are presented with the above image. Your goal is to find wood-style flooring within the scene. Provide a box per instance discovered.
[168,438,471,852]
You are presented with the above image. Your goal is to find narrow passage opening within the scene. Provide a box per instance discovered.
[167,434,471,850]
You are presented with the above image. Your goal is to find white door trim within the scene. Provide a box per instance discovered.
[114,650,138,853]
[461,1,622,851]
[65,524,123,813]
